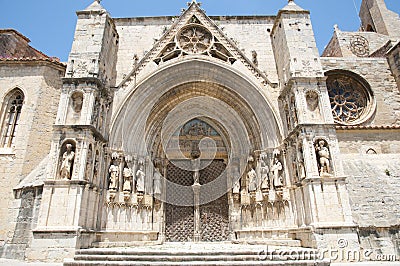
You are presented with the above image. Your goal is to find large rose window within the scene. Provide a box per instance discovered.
[177,24,213,54]
[326,73,374,125]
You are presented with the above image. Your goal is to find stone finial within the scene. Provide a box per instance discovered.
[334,24,339,32]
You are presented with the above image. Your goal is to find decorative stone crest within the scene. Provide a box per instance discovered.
[349,35,369,57]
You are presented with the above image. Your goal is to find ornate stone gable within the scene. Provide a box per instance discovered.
[118,1,274,90]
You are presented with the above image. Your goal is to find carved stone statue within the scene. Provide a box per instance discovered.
[60,144,75,179]
[271,158,283,188]
[136,164,145,193]
[123,167,133,192]
[153,170,162,195]
[297,147,306,179]
[306,90,319,111]
[260,156,270,190]
[232,166,241,194]
[71,92,83,113]
[233,179,241,194]
[315,140,331,174]
[108,162,119,190]
[247,168,257,192]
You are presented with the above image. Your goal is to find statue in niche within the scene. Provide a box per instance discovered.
[290,96,298,126]
[306,91,321,119]
[93,153,99,182]
[271,157,283,188]
[315,140,331,175]
[91,100,100,126]
[153,169,162,195]
[108,161,119,190]
[60,144,75,179]
[247,167,257,192]
[71,92,83,113]
[232,165,241,194]
[136,163,145,193]
[123,167,133,192]
[284,104,291,131]
[297,146,306,179]
[306,91,319,111]
[260,154,270,190]
[85,148,93,181]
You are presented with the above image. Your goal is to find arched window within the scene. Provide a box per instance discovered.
[1,89,24,148]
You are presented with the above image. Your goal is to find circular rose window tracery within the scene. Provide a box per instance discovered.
[326,73,374,125]
[177,24,213,54]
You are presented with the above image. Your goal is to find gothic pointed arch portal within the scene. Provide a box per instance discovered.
[163,118,230,242]
[108,59,283,242]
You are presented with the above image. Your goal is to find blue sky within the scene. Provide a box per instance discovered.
[0,0,399,62]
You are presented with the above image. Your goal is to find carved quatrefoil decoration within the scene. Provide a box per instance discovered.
[349,35,369,57]
[177,24,213,54]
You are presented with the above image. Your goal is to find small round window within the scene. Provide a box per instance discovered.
[326,72,374,125]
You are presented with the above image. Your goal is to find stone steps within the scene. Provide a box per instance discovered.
[64,243,330,266]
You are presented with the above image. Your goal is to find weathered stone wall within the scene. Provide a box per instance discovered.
[387,42,400,91]
[359,0,400,38]
[1,188,42,260]
[338,134,400,257]
[0,63,64,256]
[322,30,390,57]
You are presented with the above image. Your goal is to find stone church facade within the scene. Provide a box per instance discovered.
[0,0,399,263]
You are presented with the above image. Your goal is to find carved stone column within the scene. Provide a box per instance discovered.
[192,182,201,242]
[192,158,201,242]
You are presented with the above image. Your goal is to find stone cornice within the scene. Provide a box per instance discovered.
[335,125,400,130]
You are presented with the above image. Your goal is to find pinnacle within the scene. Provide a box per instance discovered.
[281,0,305,12]
[84,0,106,12]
